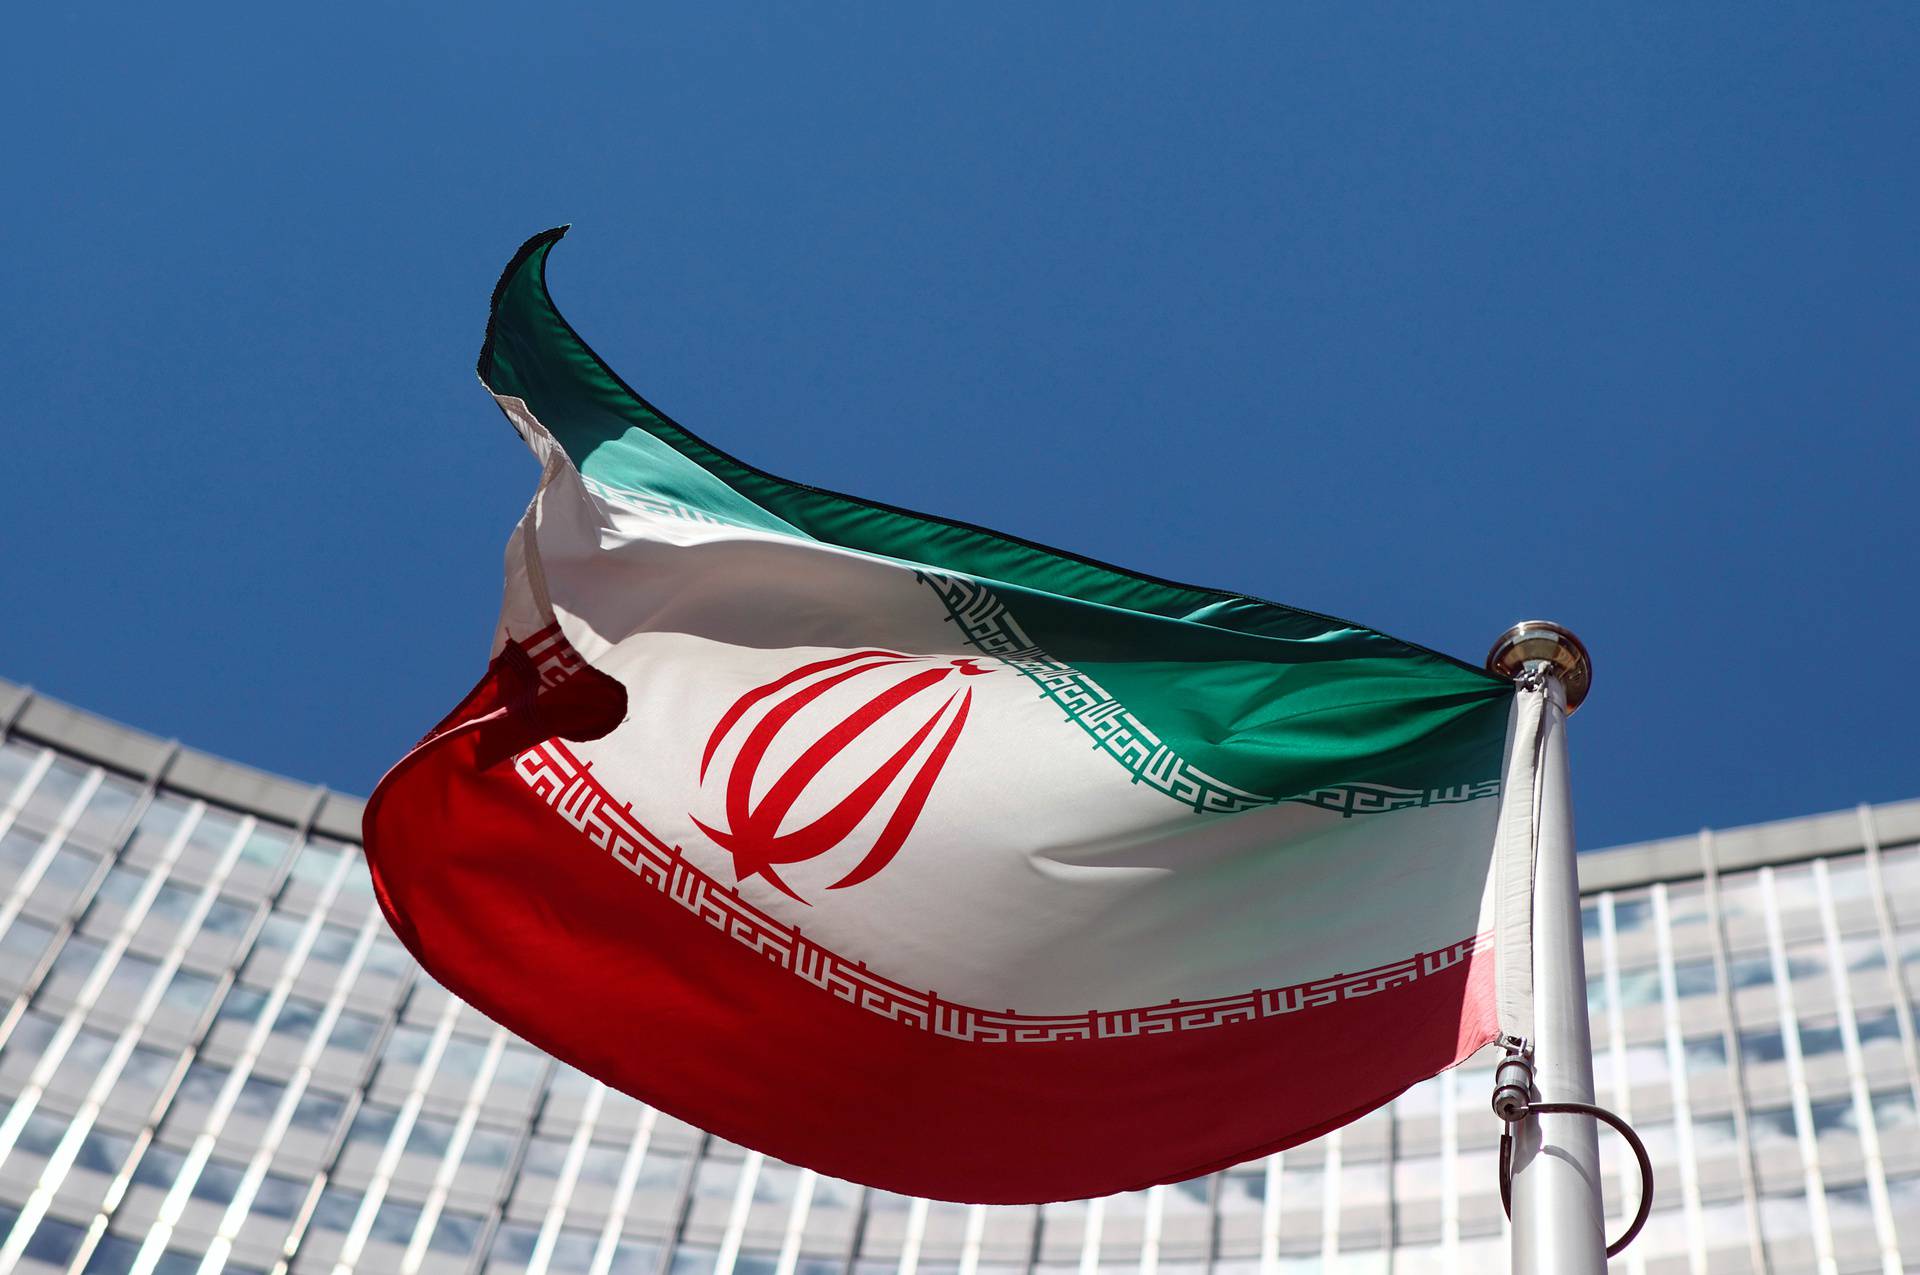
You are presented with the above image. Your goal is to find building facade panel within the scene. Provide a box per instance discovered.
[0,681,1915,1274]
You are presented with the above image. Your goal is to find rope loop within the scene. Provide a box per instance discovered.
[1490,1046,1654,1258]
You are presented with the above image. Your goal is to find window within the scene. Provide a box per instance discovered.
[327,1010,380,1054]
[291,1089,347,1135]
[21,1215,85,1266]
[430,1210,484,1255]
[192,1158,243,1207]
[1672,959,1718,999]
[372,1199,422,1244]
[1797,1020,1843,1058]
[239,825,295,872]
[201,897,254,937]
[311,1185,362,1233]
[187,807,245,857]
[19,758,90,828]
[133,1143,187,1190]
[1739,1028,1786,1065]
[18,1110,69,1158]
[127,795,193,859]
[75,1127,133,1175]
[0,915,57,984]
[1683,1035,1727,1074]
[216,984,269,1026]
[162,969,219,1019]
[72,775,142,847]
[1613,896,1652,934]
[236,1075,285,1119]
[255,1172,308,1219]
[405,1116,454,1161]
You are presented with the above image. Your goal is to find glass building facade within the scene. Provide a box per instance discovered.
[0,676,1915,1275]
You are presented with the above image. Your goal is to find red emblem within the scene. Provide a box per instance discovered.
[694,650,991,903]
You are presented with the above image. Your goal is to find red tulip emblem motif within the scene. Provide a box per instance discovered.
[694,650,991,903]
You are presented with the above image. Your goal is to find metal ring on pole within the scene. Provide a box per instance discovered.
[1497,1101,1654,1258]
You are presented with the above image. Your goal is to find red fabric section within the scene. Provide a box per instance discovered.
[363,651,1498,1204]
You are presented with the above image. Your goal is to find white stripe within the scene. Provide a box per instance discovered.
[524,1080,610,1275]
[1258,1156,1282,1275]
[1139,1184,1165,1275]
[1812,859,1903,1275]
[771,1168,818,1275]
[1076,1196,1104,1275]
[715,1152,767,1275]
[1759,866,1837,1275]
[1650,885,1707,1275]
[584,1104,662,1275]
[1596,894,1646,1275]
[1318,1128,1341,1269]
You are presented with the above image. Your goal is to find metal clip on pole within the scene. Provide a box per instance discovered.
[1491,1041,1655,1258]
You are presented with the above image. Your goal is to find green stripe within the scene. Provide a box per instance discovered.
[479,228,1514,804]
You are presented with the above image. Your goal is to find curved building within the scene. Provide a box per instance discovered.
[0,678,1915,1274]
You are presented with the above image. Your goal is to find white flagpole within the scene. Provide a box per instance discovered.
[1488,622,1607,1275]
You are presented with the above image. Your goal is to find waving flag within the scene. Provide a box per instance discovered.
[363,229,1542,1204]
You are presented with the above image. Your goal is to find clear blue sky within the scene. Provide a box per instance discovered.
[3,6,1914,851]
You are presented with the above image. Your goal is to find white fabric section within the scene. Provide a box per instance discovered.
[491,393,1514,1019]
[1493,686,1546,1040]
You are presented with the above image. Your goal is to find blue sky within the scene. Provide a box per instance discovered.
[3,5,1914,851]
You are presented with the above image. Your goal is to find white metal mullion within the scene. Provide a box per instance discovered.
[1811,860,1902,1275]
[327,994,464,1274]
[711,1151,768,1275]
[1257,1156,1281,1275]
[885,1191,925,1275]
[1759,866,1836,1275]
[584,1104,662,1275]
[1318,1128,1341,1270]
[1699,831,1771,1275]
[0,804,246,1272]
[955,1203,986,1275]
[196,908,387,1275]
[126,846,358,1273]
[1854,805,1920,1107]
[770,1167,818,1275]
[397,1027,508,1274]
[1598,894,1647,1275]
[0,764,106,1006]
[0,747,56,857]
[1651,885,1708,1275]
[525,1080,610,1275]
[1138,1185,1164,1275]
[1075,1196,1103,1275]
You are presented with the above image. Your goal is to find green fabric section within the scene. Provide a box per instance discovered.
[478,228,1514,803]
[976,581,1508,798]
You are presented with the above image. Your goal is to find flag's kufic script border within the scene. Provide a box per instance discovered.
[917,571,1502,818]
[510,733,1487,1045]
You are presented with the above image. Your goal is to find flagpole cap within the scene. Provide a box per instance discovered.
[1486,620,1592,713]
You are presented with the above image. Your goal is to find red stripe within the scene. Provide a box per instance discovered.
[362,649,1498,1204]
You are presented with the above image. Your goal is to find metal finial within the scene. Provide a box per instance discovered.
[1486,620,1592,713]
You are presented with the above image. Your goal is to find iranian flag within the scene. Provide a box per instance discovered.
[364,229,1546,1204]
